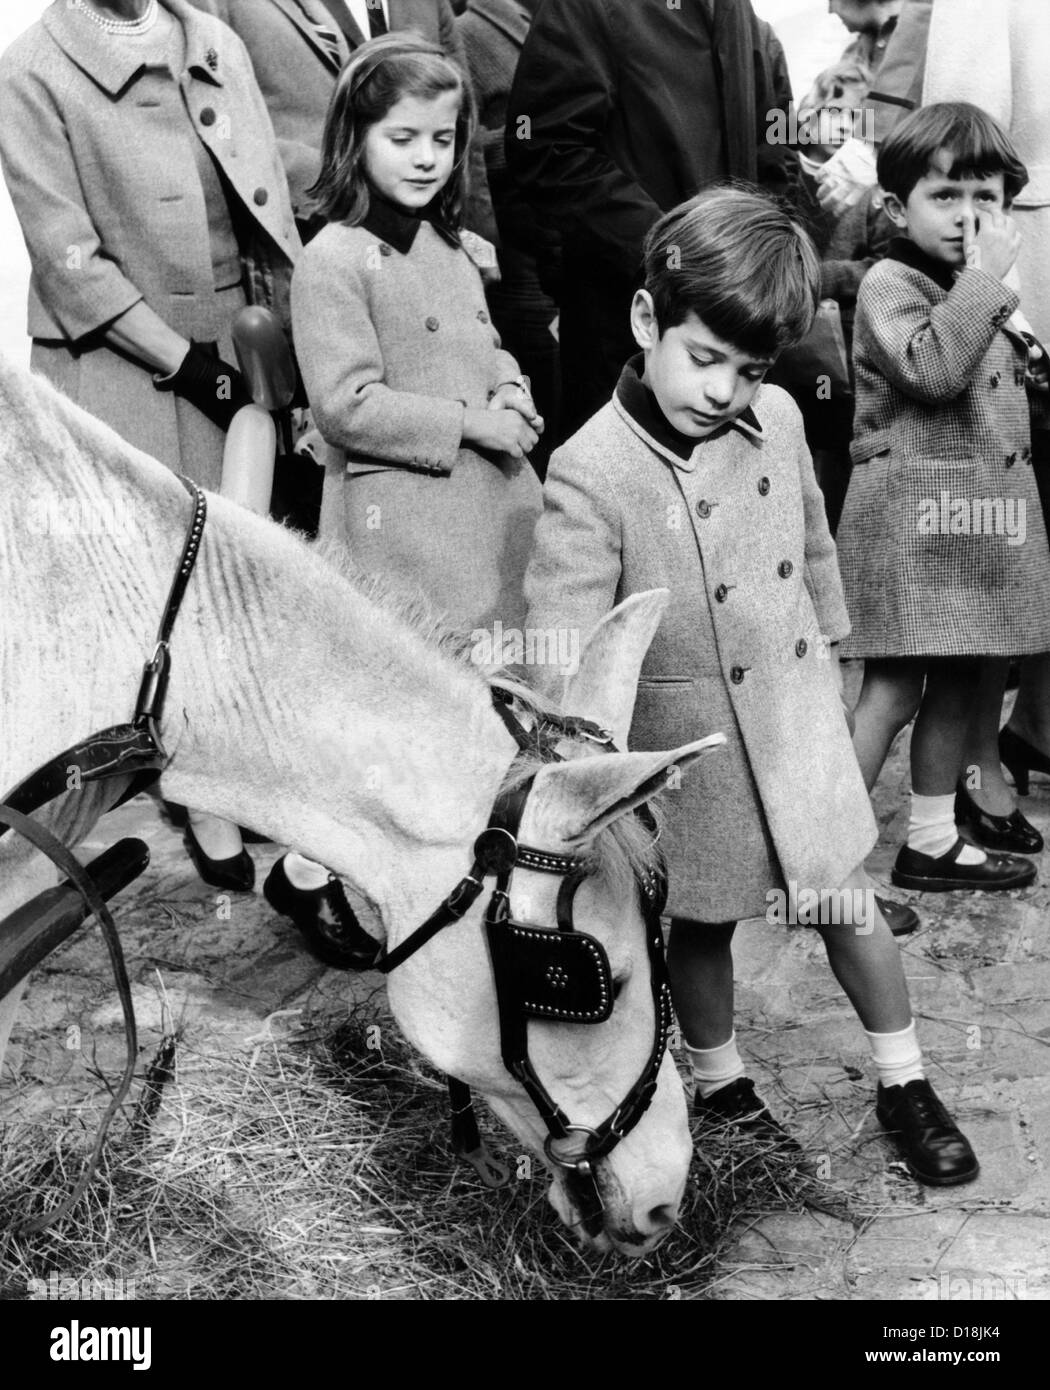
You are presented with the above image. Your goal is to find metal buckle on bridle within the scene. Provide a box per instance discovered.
[544,1125,602,1177]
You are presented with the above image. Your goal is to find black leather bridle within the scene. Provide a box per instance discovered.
[379,688,672,1237]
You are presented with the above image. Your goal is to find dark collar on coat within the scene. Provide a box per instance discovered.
[886,235,958,293]
[464,0,530,45]
[359,191,461,253]
[42,0,224,96]
[613,356,763,469]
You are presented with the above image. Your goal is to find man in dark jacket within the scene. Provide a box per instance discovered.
[505,0,795,440]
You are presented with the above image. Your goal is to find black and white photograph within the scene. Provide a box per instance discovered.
[0,0,1044,1336]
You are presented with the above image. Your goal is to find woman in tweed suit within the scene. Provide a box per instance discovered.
[0,0,299,891]
[264,35,542,955]
[837,104,1050,893]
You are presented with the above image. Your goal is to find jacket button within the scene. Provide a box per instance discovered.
[795,638,808,658]
[379,243,392,257]
[426,316,440,331]
[477,309,490,324]
[695,499,712,519]
[253,187,269,206]
[990,371,1001,388]
[758,476,770,496]
[1016,369,1027,386]
[778,559,793,579]
[1006,451,1018,466]
[730,665,746,684]
[200,107,217,126]
[1022,446,1033,463]
[714,583,729,603]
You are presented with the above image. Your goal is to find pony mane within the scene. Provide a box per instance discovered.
[311,539,662,899]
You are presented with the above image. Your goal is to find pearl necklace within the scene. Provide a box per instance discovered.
[70,0,160,36]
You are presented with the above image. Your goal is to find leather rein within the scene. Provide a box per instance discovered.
[0,475,206,1236]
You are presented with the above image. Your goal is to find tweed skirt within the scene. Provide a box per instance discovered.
[837,441,1050,658]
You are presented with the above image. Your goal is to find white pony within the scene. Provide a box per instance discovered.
[0,358,714,1255]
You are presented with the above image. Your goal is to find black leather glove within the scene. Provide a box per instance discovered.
[153,340,252,432]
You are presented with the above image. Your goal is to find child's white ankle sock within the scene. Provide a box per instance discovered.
[685,1033,746,1099]
[283,853,332,892]
[908,791,985,864]
[865,1021,925,1089]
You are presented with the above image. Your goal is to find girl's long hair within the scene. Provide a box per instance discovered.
[308,34,475,230]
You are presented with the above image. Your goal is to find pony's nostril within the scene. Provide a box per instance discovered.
[646,1203,678,1233]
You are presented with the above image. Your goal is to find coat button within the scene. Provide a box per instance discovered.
[990,371,1001,388]
[253,188,269,206]
[426,316,440,331]
[730,665,746,684]
[1016,369,1027,386]
[695,499,712,519]
[379,243,392,257]
[1022,446,1033,463]
[778,559,793,579]
[714,583,729,603]
[477,309,490,324]
[200,107,217,126]
[758,476,770,496]
[795,638,808,657]
[1006,451,1018,467]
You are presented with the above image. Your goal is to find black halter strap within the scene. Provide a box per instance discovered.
[0,476,207,831]
[380,690,671,1239]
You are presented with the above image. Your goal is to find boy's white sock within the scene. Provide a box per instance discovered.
[907,791,985,864]
[685,1032,746,1099]
[865,1020,925,1089]
[283,853,333,892]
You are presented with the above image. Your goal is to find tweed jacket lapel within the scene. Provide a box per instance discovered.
[42,0,221,95]
[271,0,353,69]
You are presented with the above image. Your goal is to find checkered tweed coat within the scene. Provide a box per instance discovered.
[837,244,1050,657]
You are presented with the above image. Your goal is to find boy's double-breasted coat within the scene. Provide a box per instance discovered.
[0,0,299,488]
[292,206,542,631]
[524,364,877,924]
[836,240,1050,657]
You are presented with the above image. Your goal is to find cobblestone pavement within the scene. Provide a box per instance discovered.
[4,676,1047,1302]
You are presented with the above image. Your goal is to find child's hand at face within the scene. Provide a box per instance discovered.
[962,208,1021,282]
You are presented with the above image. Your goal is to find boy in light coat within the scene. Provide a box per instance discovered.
[523,188,978,1186]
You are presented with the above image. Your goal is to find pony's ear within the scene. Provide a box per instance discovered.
[528,735,725,847]
[561,590,670,750]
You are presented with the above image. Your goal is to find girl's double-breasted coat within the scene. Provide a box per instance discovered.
[524,363,877,924]
[836,240,1050,658]
[0,0,299,489]
[292,205,542,631]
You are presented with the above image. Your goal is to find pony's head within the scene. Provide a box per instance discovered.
[383,591,721,1257]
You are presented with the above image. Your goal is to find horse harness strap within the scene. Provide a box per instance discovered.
[0,476,207,1238]
[0,476,206,832]
[379,688,672,1235]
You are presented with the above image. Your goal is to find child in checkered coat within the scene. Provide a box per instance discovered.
[837,102,1050,893]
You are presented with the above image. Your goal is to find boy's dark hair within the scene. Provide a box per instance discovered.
[877,101,1028,205]
[643,187,820,356]
[309,34,475,228]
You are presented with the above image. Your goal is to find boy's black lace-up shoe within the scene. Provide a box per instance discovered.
[876,1078,979,1186]
[693,1077,802,1154]
[263,857,379,971]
